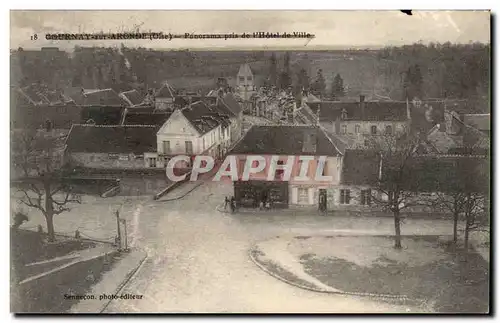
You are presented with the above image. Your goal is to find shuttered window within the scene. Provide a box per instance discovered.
[340,189,351,204]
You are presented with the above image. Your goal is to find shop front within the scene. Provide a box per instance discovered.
[234,180,289,209]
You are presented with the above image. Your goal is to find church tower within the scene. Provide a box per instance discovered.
[236,63,256,101]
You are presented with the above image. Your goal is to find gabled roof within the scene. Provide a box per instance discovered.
[341,150,381,186]
[119,89,145,106]
[122,111,172,127]
[180,101,230,135]
[155,82,175,99]
[18,86,49,105]
[65,125,157,154]
[237,63,253,77]
[307,100,409,122]
[82,89,128,106]
[426,124,463,154]
[295,104,318,125]
[230,125,343,156]
[221,92,242,115]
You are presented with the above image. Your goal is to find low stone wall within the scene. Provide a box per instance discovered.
[154,170,192,200]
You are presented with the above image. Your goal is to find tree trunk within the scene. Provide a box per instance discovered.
[393,209,402,249]
[44,181,56,242]
[464,219,470,252]
[453,211,459,243]
[46,213,55,242]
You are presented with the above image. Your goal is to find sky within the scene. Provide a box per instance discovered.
[10,10,491,50]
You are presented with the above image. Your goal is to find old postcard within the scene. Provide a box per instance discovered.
[10,10,490,314]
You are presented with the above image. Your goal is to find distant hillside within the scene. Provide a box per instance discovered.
[10,44,490,113]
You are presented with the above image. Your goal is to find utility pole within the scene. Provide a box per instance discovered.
[115,210,122,250]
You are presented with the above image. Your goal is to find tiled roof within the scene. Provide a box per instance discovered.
[80,106,125,125]
[307,100,409,122]
[82,89,128,106]
[155,82,175,99]
[295,104,318,124]
[322,129,347,153]
[427,125,463,154]
[230,125,343,156]
[181,101,231,135]
[122,111,172,127]
[221,92,242,115]
[341,150,381,186]
[119,89,144,106]
[65,125,157,154]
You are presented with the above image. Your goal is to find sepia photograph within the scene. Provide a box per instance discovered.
[9,10,491,314]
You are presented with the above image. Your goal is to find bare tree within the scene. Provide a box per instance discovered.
[409,152,489,250]
[11,129,81,242]
[368,134,421,249]
[431,192,466,243]
[458,157,490,251]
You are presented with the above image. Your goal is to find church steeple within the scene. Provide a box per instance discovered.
[236,63,256,101]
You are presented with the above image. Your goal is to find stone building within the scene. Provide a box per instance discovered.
[229,125,345,210]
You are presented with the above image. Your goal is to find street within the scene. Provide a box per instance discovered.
[12,179,485,313]
[100,180,466,313]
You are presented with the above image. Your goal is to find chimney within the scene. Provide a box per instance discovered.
[302,129,317,153]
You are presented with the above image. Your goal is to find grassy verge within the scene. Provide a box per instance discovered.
[299,236,489,313]
[251,249,318,291]
[13,251,123,313]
